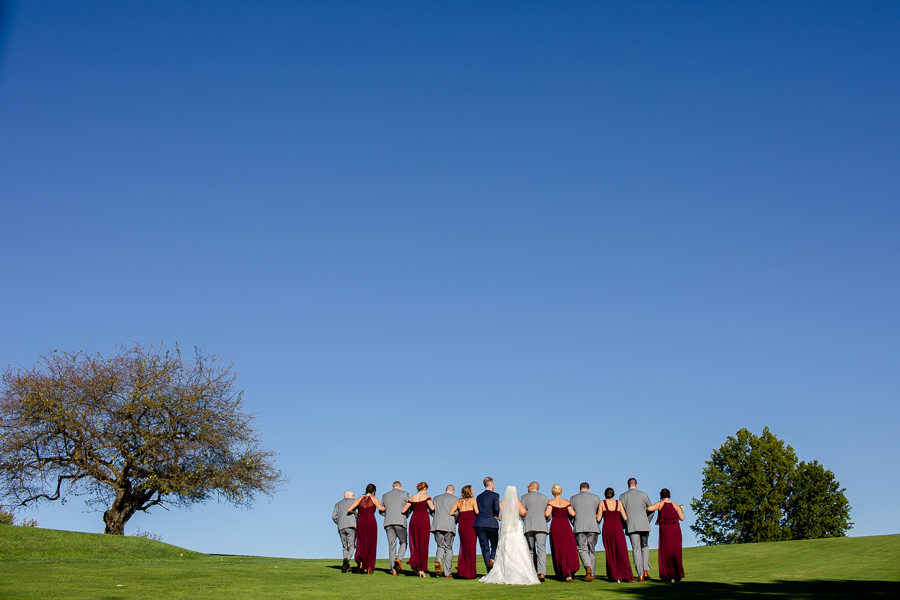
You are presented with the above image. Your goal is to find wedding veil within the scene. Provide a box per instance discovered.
[500,485,522,533]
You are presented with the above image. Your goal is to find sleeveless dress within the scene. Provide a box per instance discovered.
[548,504,580,579]
[657,502,685,581]
[353,496,377,573]
[407,498,432,573]
[600,500,634,581]
[457,509,478,579]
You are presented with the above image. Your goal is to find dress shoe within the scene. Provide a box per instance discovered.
[394,559,403,574]
[488,559,494,571]
[644,570,651,580]
[435,561,443,577]
[538,574,545,583]
[585,566,594,581]
[638,575,644,582]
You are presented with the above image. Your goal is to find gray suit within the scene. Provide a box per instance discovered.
[570,490,601,573]
[331,497,357,561]
[620,487,653,576]
[381,488,410,569]
[521,490,550,575]
[431,492,459,575]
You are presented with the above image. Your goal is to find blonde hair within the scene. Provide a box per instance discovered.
[551,484,562,497]
[461,485,474,499]
[417,481,428,492]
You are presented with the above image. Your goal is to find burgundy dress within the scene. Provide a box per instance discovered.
[456,509,477,579]
[548,504,580,579]
[353,496,377,573]
[657,502,684,581]
[407,498,432,573]
[600,500,634,581]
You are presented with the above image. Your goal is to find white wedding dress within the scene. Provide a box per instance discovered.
[480,486,541,585]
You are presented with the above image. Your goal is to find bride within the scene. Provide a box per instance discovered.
[481,486,540,585]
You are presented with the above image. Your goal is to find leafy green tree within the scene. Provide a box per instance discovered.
[691,428,851,545]
[690,427,797,544]
[0,343,281,534]
[784,460,852,539]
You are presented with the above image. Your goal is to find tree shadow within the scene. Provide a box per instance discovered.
[614,579,900,599]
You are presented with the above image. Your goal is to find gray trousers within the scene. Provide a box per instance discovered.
[628,531,650,575]
[524,531,547,575]
[338,527,356,561]
[433,531,455,574]
[575,532,598,572]
[384,525,407,567]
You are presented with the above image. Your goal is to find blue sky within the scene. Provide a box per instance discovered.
[1,1,898,558]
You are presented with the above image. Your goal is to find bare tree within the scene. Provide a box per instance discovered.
[0,343,281,534]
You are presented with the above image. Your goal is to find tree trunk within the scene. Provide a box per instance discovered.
[103,488,139,535]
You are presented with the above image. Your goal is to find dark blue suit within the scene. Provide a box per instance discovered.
[473,489,500,567]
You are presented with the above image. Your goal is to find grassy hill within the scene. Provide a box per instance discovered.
[1,526,898,599]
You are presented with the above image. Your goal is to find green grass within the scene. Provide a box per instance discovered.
[1,526,898,599]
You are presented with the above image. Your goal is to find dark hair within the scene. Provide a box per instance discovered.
[627,477,637,487]
[461,485,474,499]
[416,481,428,492]
[365,483,376,495]
[604,487,615,499]
[660,488,671,500]
[580,482,590,491]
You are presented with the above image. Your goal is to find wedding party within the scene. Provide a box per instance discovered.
[331,476,685,585]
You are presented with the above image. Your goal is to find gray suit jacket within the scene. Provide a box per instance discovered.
[520,490,550,533]
[619,488,653,533]
[431,492,459,532]
[381,488,410,527]
[332,497,357,530]
[570,490,601,533]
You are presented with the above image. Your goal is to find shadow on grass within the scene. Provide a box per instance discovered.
[614,579,900,599]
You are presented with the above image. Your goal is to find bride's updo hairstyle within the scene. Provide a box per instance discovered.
[461,485,474,499]
[417,481,428,492]
[551,484,562,497]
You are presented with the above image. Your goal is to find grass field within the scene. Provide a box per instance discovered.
[1,526,898,599]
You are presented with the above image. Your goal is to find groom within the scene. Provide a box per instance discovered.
[473,476,501,570]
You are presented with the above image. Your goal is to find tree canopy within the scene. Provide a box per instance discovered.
[690,427,851,544]
[0,343,281,534]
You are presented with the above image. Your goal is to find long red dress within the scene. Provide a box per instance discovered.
[456,509,477,579]
[407,498,432,573]
[548,504,580,579]
[657,502,684,581]
[600,499,634,581]
[353,496,377,573]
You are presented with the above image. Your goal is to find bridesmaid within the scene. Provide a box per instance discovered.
[647,488,685,583]
[345,483,386,574]
[450,485,479,579]
[544,484,580,582]
[402,481,436,578]
[597,487,634,582]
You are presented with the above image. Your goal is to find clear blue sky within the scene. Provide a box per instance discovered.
[1,1,898,558]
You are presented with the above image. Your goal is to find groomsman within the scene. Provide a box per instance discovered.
[331,491,357,573]
[521,481,550,582]
[570,481,601,581]
[431,484,459,578]
[473,476,501,570]
[381,481,410,575]
[620,477,653,581]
